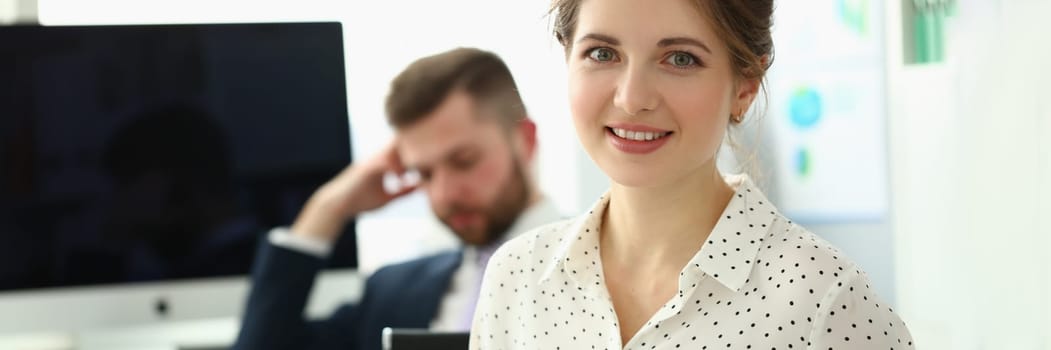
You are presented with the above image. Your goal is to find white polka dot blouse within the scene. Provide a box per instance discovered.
[469,176,914,349]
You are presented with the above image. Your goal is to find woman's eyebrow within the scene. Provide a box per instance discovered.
[576,33,620,45]
[658,37,712,54]
[576,33,713,55]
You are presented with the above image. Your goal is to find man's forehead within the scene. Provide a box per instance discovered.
[397,134,474,169]
[393,90,505,168]
[396,120,497,169]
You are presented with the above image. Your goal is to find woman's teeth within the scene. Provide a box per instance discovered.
[610,128,670,141]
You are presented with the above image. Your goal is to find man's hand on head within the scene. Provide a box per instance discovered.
[290,140,418,242]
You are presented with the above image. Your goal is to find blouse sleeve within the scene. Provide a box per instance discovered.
[809,264,915,349]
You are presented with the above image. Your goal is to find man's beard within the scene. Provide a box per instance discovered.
[439,153,531,246]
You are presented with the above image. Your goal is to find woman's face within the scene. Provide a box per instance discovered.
[567,0,758,188]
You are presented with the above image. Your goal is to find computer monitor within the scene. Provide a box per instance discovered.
[0,22,358,335]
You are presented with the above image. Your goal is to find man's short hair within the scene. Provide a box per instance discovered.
[385,47,526,129]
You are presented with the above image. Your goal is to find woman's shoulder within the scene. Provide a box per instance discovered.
[487,218,577,269]
[766,221,914,347]
[761,218,858,271]
[754,217,880,298]
[495,218,577,256]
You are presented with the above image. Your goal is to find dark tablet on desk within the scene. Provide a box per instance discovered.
[382,328,470,350]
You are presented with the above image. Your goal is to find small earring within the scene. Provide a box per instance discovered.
[731,113,744,124]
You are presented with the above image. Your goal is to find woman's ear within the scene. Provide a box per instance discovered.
[734,77,761,116]
[734,56,769,116]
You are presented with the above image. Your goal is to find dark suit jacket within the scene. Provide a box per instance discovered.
[232,241,463,350]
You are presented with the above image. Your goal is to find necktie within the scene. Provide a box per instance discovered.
[461,246,495,330]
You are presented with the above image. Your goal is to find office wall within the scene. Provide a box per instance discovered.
[887,0,1051,348]
[0,0,16,23]
[14,0,35,22]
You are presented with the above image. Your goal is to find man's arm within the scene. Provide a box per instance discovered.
[232,141,416,350]
[231,234,340,350]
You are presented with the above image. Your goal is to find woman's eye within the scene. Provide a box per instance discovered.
[666,52,698,67]
[587,48,617,62]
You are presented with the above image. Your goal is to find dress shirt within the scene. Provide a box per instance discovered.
[470,175,914,349]
[269,196,564,331]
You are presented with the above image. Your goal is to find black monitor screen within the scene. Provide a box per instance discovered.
[0,22,356,291]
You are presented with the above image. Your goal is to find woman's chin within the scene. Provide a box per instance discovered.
[598,163,668,189]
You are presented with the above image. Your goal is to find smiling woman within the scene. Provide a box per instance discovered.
[469,0,915,349]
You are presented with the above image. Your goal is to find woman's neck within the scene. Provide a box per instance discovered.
[601,166,735,272]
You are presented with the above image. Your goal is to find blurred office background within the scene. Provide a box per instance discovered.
[1,0,1049,349]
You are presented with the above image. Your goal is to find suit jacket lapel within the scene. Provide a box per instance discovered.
[398,250,463,327]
